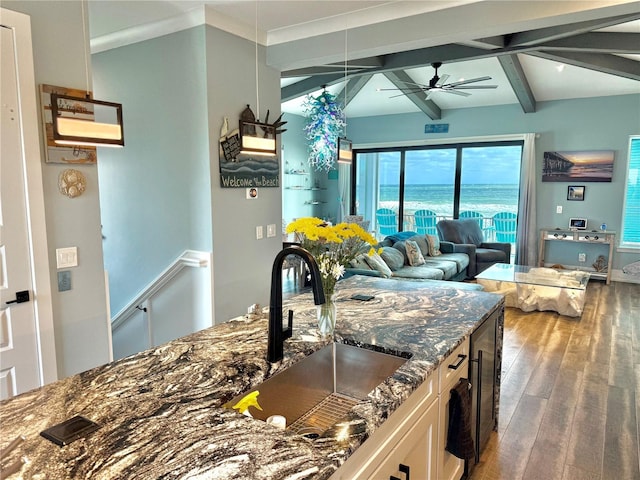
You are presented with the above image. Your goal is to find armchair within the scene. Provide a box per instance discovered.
[436,219,511,277]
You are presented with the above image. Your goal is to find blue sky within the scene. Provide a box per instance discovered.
[376,145,522,185]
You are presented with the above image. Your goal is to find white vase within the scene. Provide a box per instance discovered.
[317,294,336,337]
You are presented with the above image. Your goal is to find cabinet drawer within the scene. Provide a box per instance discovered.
[439,338,470,393]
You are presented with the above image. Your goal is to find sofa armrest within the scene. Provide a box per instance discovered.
[443,243,477,277]
[438,241,455,254]
[481,242,511,259]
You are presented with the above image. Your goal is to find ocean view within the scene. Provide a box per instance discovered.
[379,184,519,218]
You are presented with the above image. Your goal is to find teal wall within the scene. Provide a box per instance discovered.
[94,28,212,316]
[346,94,640,271]
[94,24,283,322]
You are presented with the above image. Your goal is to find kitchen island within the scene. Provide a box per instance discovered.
[0,275,503,479]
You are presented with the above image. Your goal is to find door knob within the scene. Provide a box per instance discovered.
[5,290,30,305]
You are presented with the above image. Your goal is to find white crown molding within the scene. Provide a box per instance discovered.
[91,4,269,54]
[91,7,205,53]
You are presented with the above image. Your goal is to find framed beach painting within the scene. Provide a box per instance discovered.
[542,150,614,182]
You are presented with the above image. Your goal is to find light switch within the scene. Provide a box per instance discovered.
[256,226,264,240]
[56,247,78,269]
[267,224,276,238]
[58,271,71,292]
[556,205,563,214]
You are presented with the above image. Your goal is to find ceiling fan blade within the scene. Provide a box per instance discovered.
[453,85,498,90]
[445,76,492,87]
[436,73,449,87]
[400,81,430,89]
[442,89,471,97]
[377,87,425,92]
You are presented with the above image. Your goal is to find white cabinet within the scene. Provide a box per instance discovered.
[438,340,470,480]
[370,399,439,480]
[331,338,470,480]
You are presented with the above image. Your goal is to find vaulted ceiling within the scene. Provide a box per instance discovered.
[88,1,640,119]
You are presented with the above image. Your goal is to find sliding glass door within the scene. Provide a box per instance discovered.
[459,145,522,242]
[403,148,456,234]
[353,141,523,248]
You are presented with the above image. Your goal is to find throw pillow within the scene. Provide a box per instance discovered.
[349,253,371,270]
[405,239,426,266]
[363,252,393,278]
[410,235,431,258]
[391,241,409,265]
[379,246,406,271]
[426,234,442,256]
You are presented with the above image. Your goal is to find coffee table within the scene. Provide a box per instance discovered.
[476,264,590,317]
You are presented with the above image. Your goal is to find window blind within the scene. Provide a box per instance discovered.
[621,136,640,246]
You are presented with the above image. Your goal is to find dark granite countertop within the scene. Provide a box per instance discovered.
[0,276,503,479]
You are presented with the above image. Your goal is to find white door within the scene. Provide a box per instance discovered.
[0,22,42,399]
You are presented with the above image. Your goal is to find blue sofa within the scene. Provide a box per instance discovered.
[345,232,473,284]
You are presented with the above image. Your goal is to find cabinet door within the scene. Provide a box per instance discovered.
[370,398,439,480]
[438,338,470,480]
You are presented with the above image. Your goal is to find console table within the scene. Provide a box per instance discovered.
[538,228,615,284]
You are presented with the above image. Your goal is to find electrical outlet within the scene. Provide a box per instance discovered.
[578,252,586,262]
[256,225,264,240]
[556,205,563,214]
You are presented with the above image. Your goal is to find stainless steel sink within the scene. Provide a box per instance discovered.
[227,343,409,436]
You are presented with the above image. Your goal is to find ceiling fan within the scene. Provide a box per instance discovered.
[379,62,497,99]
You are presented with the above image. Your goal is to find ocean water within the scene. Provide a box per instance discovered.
[379,184,519,218]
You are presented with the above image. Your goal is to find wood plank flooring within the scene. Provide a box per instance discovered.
[470,280,640,480]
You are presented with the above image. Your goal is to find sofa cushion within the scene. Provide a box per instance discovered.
[422,258,457,279]
[391,266,444,280]
[380,246,406,271]
[438,253,469,273]
[405,240,426,266]
[364,252,393,278]
[426,234,442,256]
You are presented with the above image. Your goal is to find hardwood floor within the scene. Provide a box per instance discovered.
[470,280,640,480]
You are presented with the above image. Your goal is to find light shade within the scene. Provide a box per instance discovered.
[240,120,276,156]
[338,137,353,164]
[51,93,124,147]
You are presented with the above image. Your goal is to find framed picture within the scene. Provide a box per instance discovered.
[542,150,614,182]
[567,185,585,201]
[569,218,588,230]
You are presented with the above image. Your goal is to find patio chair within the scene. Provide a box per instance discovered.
[493,212,517,243]
[376,208,398,236]
[414,209,438,236]
[459,210,495,241]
